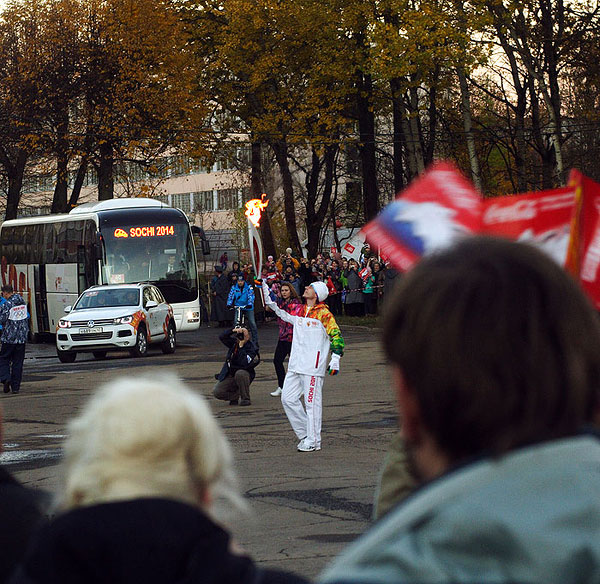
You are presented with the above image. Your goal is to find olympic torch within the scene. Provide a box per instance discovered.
[244,194,269,296]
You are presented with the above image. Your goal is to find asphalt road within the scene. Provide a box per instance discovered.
[0,321,397,580]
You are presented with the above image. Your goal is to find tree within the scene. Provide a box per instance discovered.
[185,0,355,255]
[0,0,46,219]
[81,0,205,200]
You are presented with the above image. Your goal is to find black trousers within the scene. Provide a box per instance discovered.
[273,340,292,388]
[327,293,342,315]
[364,293,376,315]
[0,343,25,392]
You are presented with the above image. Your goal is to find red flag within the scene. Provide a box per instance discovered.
[568,170,600,309]
[361,161,481,271]
[481,186,577,267]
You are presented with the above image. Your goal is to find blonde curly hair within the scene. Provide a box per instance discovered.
[57,373,243,518]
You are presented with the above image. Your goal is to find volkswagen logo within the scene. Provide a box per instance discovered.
[88,320,95,328]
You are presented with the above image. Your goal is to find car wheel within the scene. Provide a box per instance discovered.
[92,351,107,360]
[130,326,148,357]
[57,348,76,363]
[161,322,176,354]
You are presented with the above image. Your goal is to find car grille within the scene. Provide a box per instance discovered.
[69,319,115,326]
[71,332,113,341]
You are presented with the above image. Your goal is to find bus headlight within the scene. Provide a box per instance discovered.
[58,320,71,328]
[114,315,133,325]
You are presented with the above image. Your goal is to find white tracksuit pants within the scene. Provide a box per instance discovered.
[281,371,324,448]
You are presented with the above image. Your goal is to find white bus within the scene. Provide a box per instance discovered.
[0,198,201,338]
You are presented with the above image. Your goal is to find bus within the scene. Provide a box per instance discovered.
[0,198,201,338]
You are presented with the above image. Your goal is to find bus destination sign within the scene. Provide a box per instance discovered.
[114,226,175,238]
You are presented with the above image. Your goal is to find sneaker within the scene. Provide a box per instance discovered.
[297,437,307,449]
[11,388,19,394]
[297,440,320,452]
[240,399,251,406]
[270,387,282,397]
[3,380,10,394]
[229,399,239,405]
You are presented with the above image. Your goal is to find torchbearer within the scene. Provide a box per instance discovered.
[262,280,344,452]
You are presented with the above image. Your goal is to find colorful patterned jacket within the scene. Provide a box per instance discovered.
[0,293,29,344]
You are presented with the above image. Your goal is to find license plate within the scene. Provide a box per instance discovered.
[79,327,103,334]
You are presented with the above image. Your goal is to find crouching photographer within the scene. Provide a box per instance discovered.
[213,326,260,406]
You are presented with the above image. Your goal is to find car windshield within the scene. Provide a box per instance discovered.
[74,289,139,310]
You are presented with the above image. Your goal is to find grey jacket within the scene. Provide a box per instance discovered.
[321,434,600,584]
[344,270,363,304]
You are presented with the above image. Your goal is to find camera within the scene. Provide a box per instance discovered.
[233,331,245,340]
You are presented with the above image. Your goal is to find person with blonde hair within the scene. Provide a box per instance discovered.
[10,375,307,584]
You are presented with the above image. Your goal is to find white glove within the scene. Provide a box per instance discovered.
[328,353,340,375]
[262,281,275,309]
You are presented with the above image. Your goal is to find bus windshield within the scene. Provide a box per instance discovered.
[99,209,198,304]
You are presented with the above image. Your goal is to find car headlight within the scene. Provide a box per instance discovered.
[58,319,71,328]
[114,315,134,324]
[187,311,199,319]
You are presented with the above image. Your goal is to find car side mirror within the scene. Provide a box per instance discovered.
[145,300,158,309]
[64,306,72,313]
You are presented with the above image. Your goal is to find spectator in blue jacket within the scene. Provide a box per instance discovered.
[227,274,258,348]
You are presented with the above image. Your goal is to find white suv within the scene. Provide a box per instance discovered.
[56,283,176,363]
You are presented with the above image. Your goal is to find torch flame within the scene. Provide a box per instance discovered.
[245,194,269,228]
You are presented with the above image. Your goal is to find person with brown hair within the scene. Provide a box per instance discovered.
[321,237,600,584]
[268,282,302,397]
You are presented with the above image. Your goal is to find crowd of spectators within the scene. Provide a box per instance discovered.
[209,244,399,326]
[262,244,397,317]
[209,244,398,322]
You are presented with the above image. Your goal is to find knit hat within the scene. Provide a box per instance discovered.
[310,281,329,302]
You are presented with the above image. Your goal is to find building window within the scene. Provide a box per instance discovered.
[192,191,214,212]
[171,193,191,213]
[217,188,239,210]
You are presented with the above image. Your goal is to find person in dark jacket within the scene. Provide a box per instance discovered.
[210,265,231,327]
[0,285,29,395]
[213,326,260,406]
[0,406,48,584]
[343,260,364,317]
[382,263,399,305]
[9,375,306,584]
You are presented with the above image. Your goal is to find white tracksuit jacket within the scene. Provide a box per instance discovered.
[262,282,344,377]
